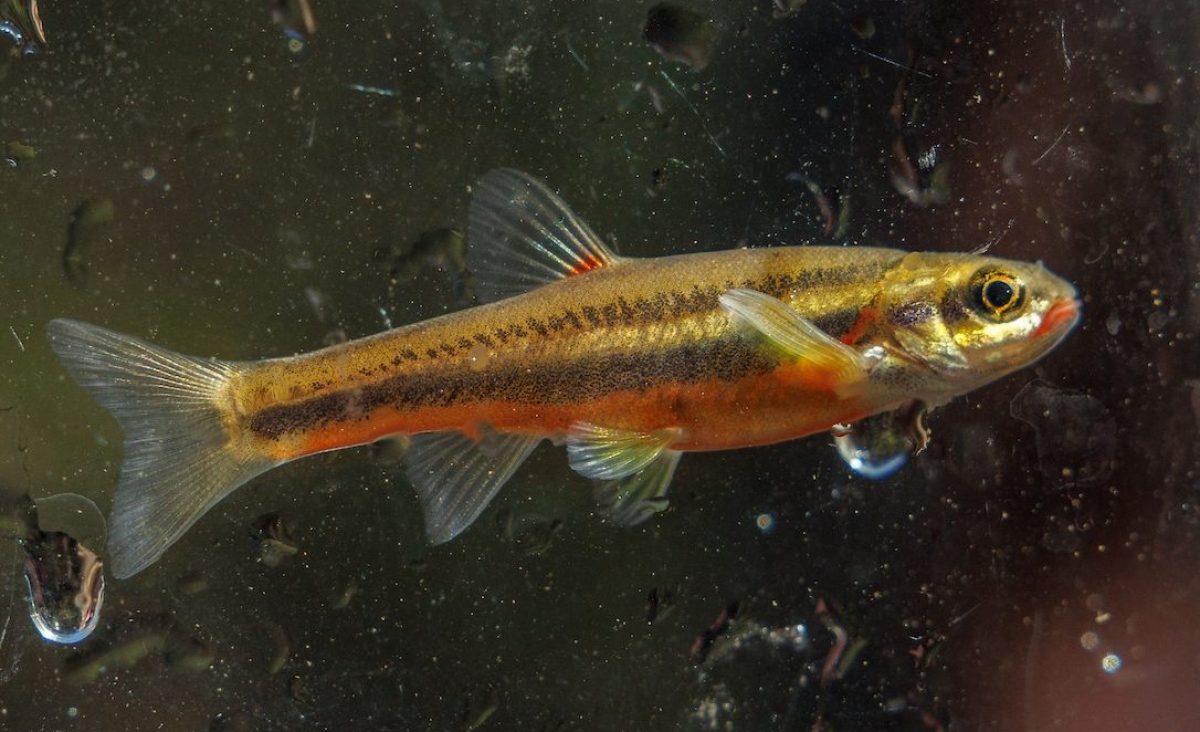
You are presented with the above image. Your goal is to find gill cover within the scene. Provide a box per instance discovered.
[882,254,970,374]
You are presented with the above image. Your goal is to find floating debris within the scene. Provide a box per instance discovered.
[753,511,776,534]
[344,82,401,98]
[785,173,850,238]
[643,3,719,72]
[329,575,358,609]
[645,586,676,624]
[891,139,951,206]
[2,141,36,168]
[1010,382,1116,489]
[690,601,740,663]
[771,0,807,19]
[462,685,500,732]
[271,0,316,54]
[251,513,300,567]
[377,227,475,305]
[63,614,214,683]
[497,508,563,556]
[617,80,666,115]
[185,121,238,145]
[849,13,876,39]
[175,571,209,596]
[833,400,928,480]
[63,197,115,286]
[266,623,290,675]
[1,491,106,645]
[700,619,809,668]
[289,673,313,703]
[0,0,46,55]
[815,598,859,686]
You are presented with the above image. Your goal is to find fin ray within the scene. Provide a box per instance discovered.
[719,288,870,387]
[467,169,618,302]
[405,429,541,544]
[47,319,274,579]
[566,422,679,481]
[595,449,681,526]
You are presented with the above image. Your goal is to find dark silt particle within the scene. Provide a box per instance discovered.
[1010,381,1117,489]
[251,512,300,567]
[2,141,36,168]
[772,0,807,19]
[643,3,719,72]
[63,197,115,286]
[377,227,475,305]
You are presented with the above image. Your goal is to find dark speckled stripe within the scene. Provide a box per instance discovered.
[248,336,776,440]
[246,262,894,441]
[378,264,888,368]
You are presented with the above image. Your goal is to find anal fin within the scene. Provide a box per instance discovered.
[405,429,541,544]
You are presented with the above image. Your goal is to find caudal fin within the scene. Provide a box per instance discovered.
[47,319,274,579]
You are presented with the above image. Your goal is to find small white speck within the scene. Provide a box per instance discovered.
[1101,652,1122,674]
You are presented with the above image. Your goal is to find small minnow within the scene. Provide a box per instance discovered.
[47,169,1081,578]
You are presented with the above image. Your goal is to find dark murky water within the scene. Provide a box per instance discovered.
[1,1,1197,729]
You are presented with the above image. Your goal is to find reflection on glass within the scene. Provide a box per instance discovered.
[1,491,105,645]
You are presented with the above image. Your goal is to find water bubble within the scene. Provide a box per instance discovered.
[1101,652,1122,674]
[17,494,106,644]
[833,416,910,480]
[0,0,47,56]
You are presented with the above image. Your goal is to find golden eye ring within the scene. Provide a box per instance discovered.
[970,270,1025,319]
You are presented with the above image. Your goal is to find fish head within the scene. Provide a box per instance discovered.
[877,252,1080,390]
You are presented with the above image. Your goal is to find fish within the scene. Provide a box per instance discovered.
[46,169,1081,578]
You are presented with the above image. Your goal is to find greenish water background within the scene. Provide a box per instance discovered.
[1,1,1197,729]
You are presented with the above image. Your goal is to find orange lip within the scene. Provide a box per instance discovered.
[1034,298,1081,338]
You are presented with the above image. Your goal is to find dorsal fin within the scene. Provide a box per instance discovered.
[467,169,619,303]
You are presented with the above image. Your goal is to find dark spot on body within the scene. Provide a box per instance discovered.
[527,317,549,336]
[891,301,937,327]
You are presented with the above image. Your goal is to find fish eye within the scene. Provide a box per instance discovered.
[970,270,1025,320]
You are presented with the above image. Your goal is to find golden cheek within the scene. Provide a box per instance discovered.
[952,316,1038,351]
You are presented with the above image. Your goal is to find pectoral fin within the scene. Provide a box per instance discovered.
[719,288,872,393]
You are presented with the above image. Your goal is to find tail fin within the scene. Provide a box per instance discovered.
[47,319,275,579]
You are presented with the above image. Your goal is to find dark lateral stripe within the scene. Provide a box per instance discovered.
[248,336,776,440]
[387,262,893,369]
[248,302,866,441]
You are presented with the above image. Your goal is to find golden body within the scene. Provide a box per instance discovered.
[235,247,905,460]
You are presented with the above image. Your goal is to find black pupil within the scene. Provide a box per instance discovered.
[984,279,1014,309]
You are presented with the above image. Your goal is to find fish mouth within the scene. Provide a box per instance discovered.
[1034,297,1082,338]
